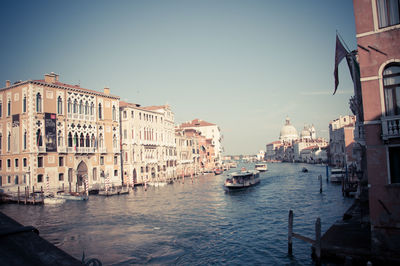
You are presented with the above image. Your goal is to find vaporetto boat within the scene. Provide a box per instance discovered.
[224,169,260,190]
[255,163,268,172]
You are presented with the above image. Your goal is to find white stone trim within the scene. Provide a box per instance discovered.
[360,76,379,82]
[356,24,400,38]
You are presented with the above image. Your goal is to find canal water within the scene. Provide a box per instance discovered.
[0,162,353,265]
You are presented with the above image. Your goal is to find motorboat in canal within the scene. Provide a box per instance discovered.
[214,168,223,175]
[224,169,260,190]
[255,163,268,172]
[44,194,66,205]
[301,167,308,173]
[330,168,345,183]
[55,192,88,201]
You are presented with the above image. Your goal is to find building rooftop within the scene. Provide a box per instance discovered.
[180,119,215,128]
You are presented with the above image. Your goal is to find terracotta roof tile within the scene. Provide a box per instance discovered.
[180,119,215,128]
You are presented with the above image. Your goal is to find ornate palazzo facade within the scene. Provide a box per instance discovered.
[120,102,176,185]
[0,73,120,191]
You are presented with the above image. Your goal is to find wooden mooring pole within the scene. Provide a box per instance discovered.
[24,187,27,205]
[17,186,20,204]
[288,210,293,255]
[315,217,321,264]
[319,175,322,193]
[32,186,35,205]
[288,210,321,264]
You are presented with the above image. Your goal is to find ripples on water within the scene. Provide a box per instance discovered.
[0,163,353,265]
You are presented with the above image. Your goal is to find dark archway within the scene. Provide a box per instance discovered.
[77,161,88,186]
[133,169,137,184]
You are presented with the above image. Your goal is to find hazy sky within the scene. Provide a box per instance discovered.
[0,0,356,155]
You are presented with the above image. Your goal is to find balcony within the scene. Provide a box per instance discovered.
[58,146,67,153]
[354,121,365,144]
[98,147,107,153]
[38,146,46,153]
[67,147,76,153]
[382,115,400,140]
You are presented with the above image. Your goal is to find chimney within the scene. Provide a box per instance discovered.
[44,72,59,84]
[104,87,110,95]
[5,80,10,87]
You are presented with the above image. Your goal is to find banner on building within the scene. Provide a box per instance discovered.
[45,113,57,152]
[12,114,19,152]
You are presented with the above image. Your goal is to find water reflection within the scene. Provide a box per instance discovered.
[0,162,352,265]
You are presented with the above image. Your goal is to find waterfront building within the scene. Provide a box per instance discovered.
[175,129,196,177]
[0,73,120,192]
[265,141,282,161]
[257,150,265,161]
[352,0,400,254]
[119,102,176,185]
[179,119,223,166]
[328,115,357,168]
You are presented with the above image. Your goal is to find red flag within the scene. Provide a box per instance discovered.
[333,34,348,95]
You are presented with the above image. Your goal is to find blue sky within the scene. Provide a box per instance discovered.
[0,0,356,155]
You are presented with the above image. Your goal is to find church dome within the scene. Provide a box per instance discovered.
[279,117,298,142]
[300,126,311,139]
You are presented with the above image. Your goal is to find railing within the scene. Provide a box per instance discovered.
[98,147,107,153]
[382,115,400,140]
[67,147,76,153]
[58,146,67,153]
[38,146,46,153]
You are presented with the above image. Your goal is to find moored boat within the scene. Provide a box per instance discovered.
[214,168,223,175]
[330,168,345,183]
[55,192,88,201]
[255,163,268,172]
[302,167,308,173]
[224,169,260,190]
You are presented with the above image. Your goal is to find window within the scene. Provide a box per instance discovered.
[36,130,42,146]
[7,132,10,151]
[59,173,64,181]
[8,176,11,183]
[7,99,11,116]
[36,93,42,112]
[73,99,78,113]
[0,101,2,117]
[15,159,18,168]
[0,133,2,151]
[23,158,27,167]
[23,131,27,150]
[38,156,43,167]
[68,99,72,113]
[0,160,2,170]
[114,156,118,164]
[123,111,127,119]
[124,129,127,139]
[23,96,26,113]
[79,100,83,114]
[377,0,400,28]
[85,101,89,115]
[100,156,104,165]
[90,103,94,116]
[112,105,116,120]
[114,170,118,176]
[98,103,102,119]
[15,175,18,185]
[59,156,64,166]
[57,96,63,114]
[37,174,43,183]
[383,64,400,116]
[68,132,73,147]
[7,159,11,168]
[131,111,134,118]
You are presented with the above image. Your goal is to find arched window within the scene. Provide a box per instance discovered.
[90,102,94,116]
[57,96,63,114]
[384,63,400,116]
[36,93,42,112]
[68,99,72,113]
[86,133,90,147]
[0,133,2,150]
[85,101,89,115]
[113,134,117,148]
[58,130,63,147]
[0,101,2,117]
[74,133,78,147]
[79,100,83,114]
[68,132,73,147]
[73,100,78,113]
[7,132,11,151]
[80,133,84,147]
[7,99,11,116]
[98,103,102,119]
[99,133,104,148]
[112,105,116,121]
[24,131,27,150]
[91,134,95,147]
[23,96,26,113]
[36,129,42,147]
